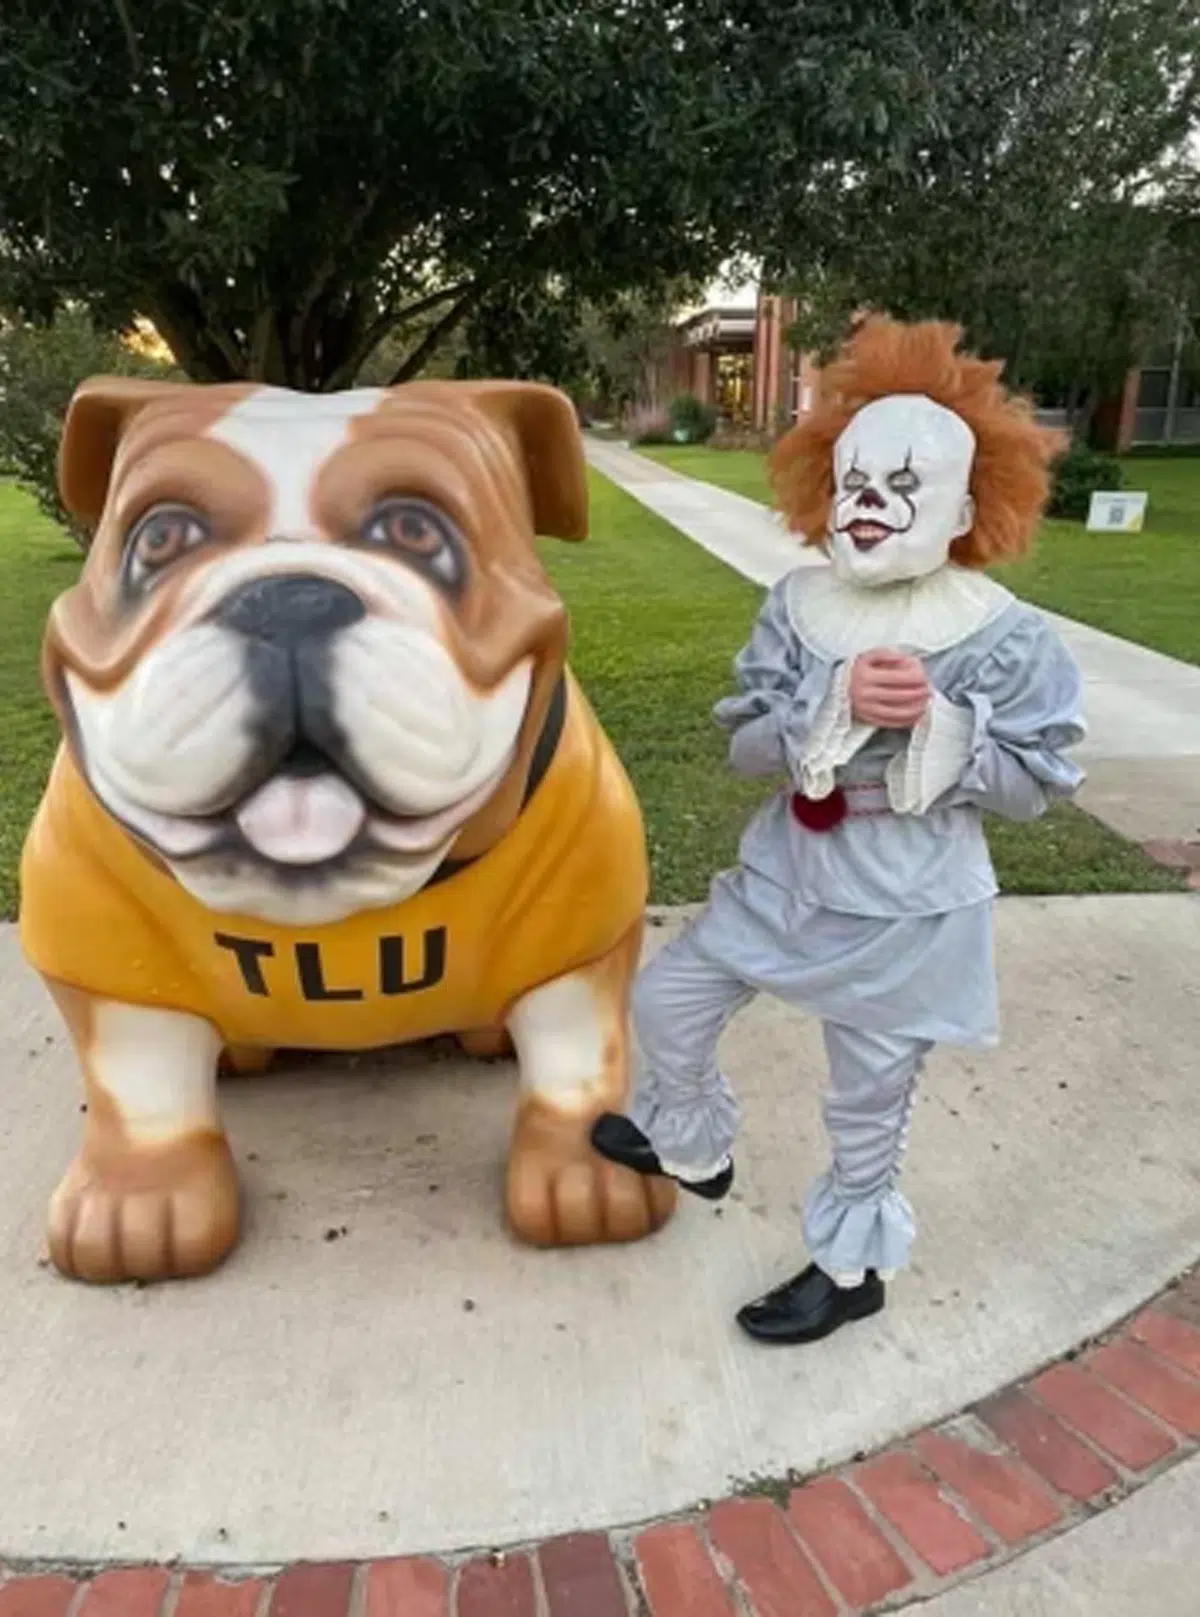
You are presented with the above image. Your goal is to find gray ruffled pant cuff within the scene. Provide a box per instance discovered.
[628,1073,742,1180]
[803,1170,916,1283]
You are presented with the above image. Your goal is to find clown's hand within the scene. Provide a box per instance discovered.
[850,651,931,729]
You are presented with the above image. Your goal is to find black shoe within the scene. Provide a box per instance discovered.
[736,1263,885,1345]
[589,1113,734,1202]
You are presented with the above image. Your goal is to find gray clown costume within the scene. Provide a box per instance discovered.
[591,327,1087,1338]
[628,566,1085,1284]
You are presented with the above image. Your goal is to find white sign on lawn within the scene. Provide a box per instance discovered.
[1086,490,1148,533]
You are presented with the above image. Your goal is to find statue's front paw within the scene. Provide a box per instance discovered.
[220,1044,275,1076]
[506,1102,676,1247]
[457,1026,515,1062]
[48,1133,240,1283]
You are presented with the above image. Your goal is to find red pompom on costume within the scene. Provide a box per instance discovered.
[790,787,848,832]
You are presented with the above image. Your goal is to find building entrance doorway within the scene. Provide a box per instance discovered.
[715,351,753,425]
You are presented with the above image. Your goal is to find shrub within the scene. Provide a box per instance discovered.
[668,392,717,444]
[626,404,672,445]
[1047,441,1124,521]
[0,306,176,543]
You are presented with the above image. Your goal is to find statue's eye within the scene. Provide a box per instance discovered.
[842,467,869,492]
[360,498,464,592]
[125,505,211,591]
[887,467,921,494]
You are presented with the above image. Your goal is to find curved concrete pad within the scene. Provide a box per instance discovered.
[1,896,1197,1566]
[916,1455,1200,1617]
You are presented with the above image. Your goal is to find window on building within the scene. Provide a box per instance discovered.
[1137,369,1171,410]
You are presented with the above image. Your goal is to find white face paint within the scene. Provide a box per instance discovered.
[829,394,976,587]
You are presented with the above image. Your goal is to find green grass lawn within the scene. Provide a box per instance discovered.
[638,444,1200,666]
[641,442,775,506]
[1002,459,1200,665]
[0,490,80,920]
[0,475,1179,919]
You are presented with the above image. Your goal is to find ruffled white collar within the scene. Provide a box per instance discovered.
[785,561,1014,661]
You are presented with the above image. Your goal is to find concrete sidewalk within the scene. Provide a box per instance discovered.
[585,435,813,587]
[915,1455,1200,1617]
[1,895,1197,1566]
[585,436,1200,846]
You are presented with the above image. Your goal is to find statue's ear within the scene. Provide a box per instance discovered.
[57,376,190,536]
[456,380,589,541]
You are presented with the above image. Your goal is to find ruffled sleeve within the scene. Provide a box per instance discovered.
[712,576,873,789]
[885,690,978,814]
[888,608,1086,820]
[799,660,876,799]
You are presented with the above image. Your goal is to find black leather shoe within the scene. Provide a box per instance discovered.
[590,1113,734,1202]
[736,1263,885,1344]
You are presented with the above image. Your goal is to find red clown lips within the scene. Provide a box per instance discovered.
[844,518,896,551]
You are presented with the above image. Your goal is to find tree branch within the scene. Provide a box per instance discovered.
[393,279,478,326]
[110,0,141,74]
[321,280,479,390]
[295,187,384,318]
[387,290,479,385]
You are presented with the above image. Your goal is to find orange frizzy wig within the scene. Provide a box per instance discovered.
[768,317,1065,569]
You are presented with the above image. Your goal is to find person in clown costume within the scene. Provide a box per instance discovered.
[591,316,1086,1345]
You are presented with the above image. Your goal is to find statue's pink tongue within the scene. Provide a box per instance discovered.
[235,772,365,865]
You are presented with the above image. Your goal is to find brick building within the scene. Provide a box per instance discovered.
[654,283,1199,451]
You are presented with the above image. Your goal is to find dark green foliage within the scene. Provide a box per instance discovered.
[1048,443,1124,520]
[668,394,718,444]
[0,1,947,391]
[0,307,175,540]
[775,2,1200,421]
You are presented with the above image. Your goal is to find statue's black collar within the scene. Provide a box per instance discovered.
[426,673,567,889]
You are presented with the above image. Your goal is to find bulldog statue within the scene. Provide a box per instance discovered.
[20,377,676,1283]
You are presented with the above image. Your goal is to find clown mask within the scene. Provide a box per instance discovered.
[828,394,976,587]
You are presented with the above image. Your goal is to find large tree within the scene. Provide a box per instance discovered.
[771,0,1200,429]
[0,1,944,390]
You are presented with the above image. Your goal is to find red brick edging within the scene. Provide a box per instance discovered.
[2,1268,1198,1616]
[1141,839,1200,890]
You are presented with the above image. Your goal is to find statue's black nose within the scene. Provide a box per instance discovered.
[215,575,365,644]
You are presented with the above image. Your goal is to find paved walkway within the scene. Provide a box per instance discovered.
[919,1452,1200,1617]
[585,437,811,588]
[584,437,1200,849]
[0,1279,1197,1614]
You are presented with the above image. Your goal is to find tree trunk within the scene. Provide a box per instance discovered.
[141,290,244,383]
[145,284,478,392]
[1083,386,1113,450]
